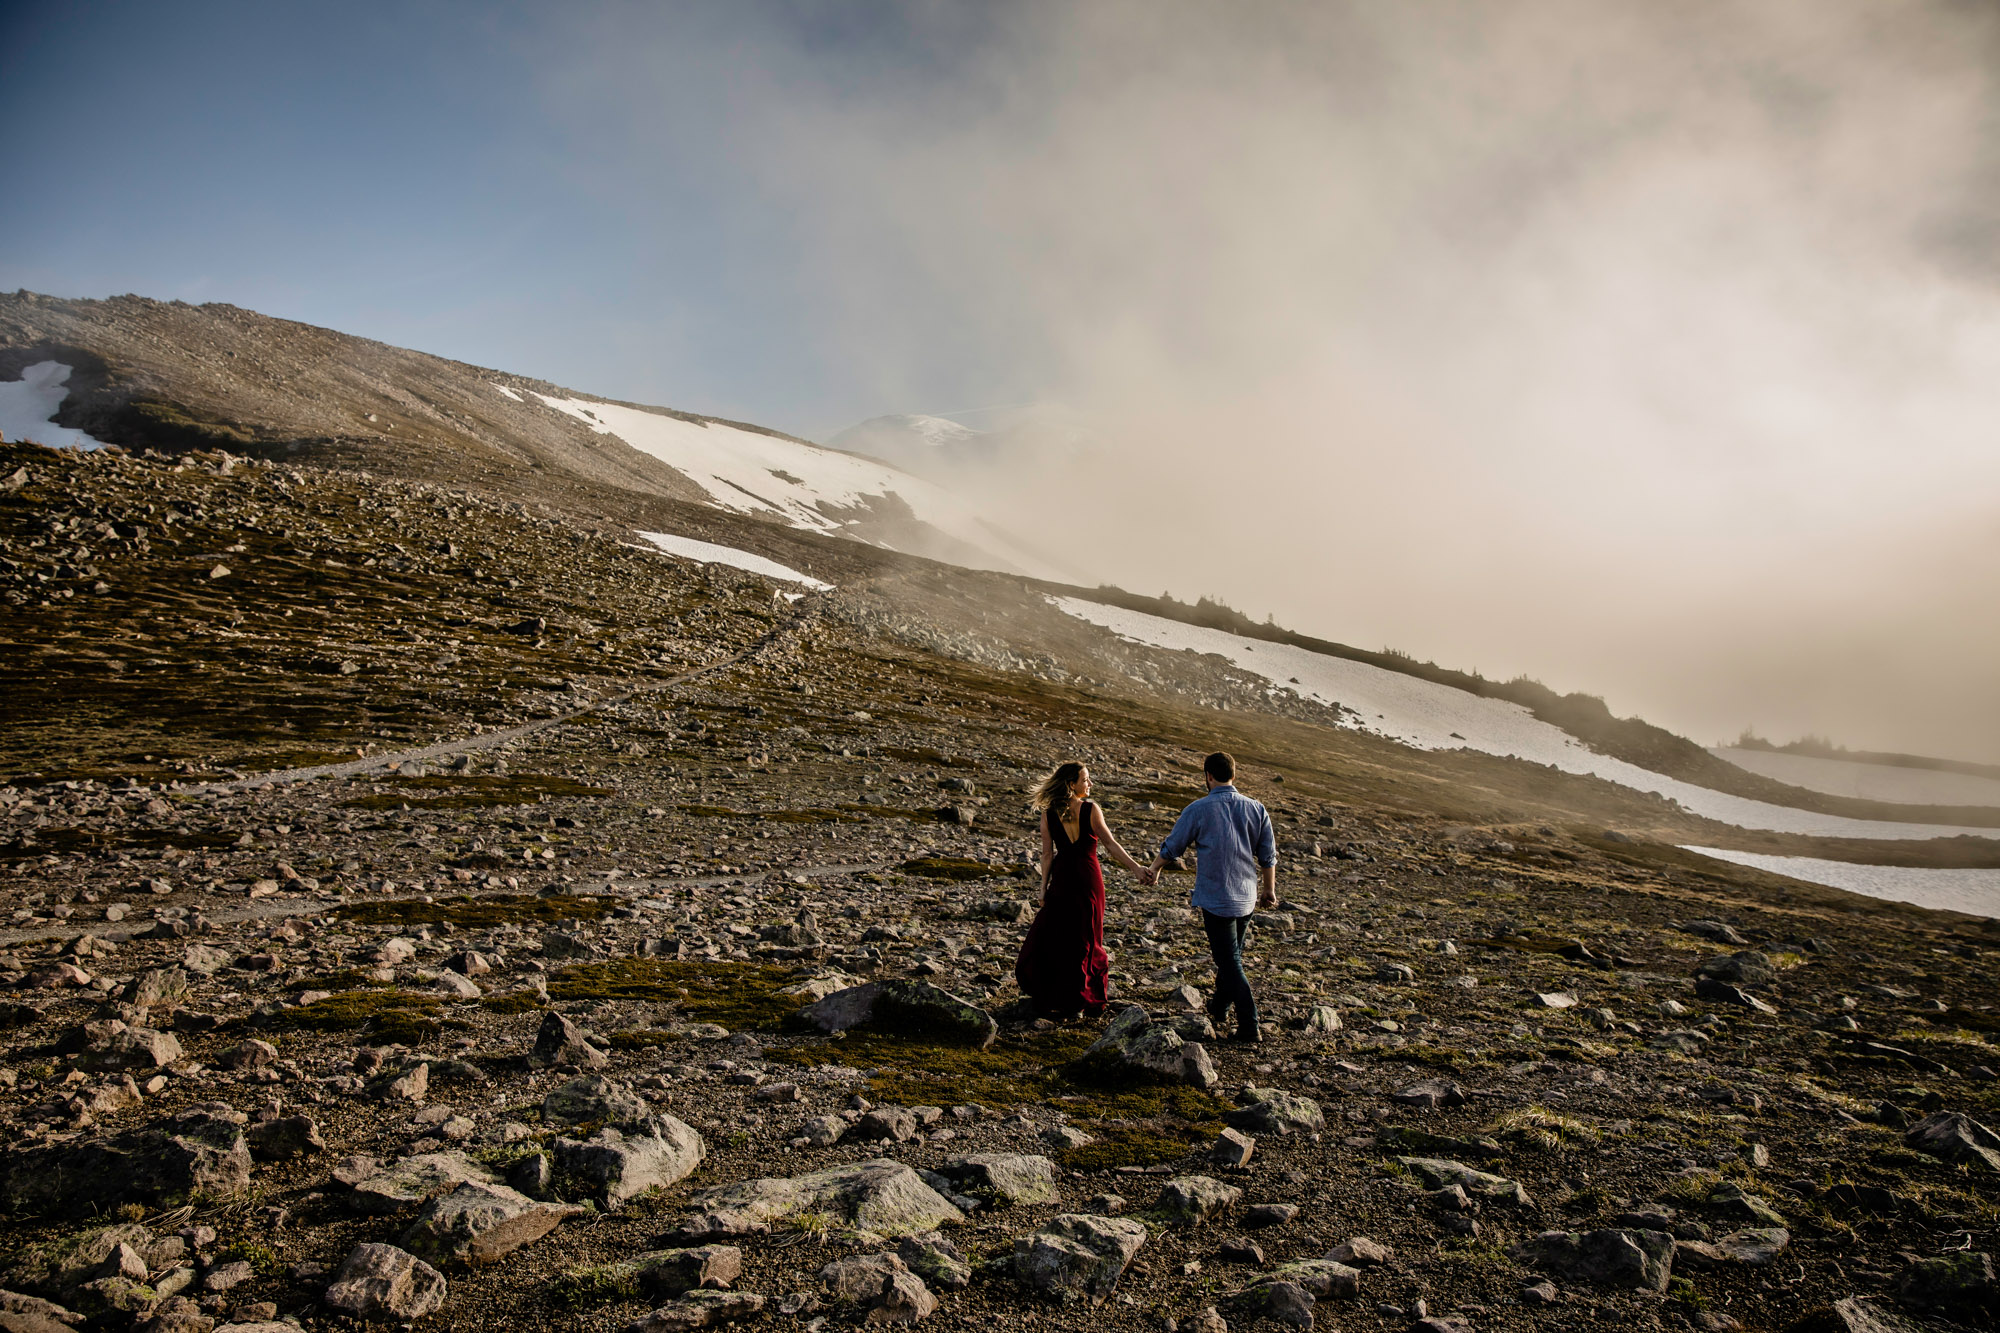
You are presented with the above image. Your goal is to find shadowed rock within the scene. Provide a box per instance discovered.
[819,1252,937,1324]
[322,1243,446,1321]
[626,1291,766,1332]
[1224,1087,1325,1135]
[0,1104,251,1218]
[1395,1158,1529,1205]
[399,1180,583,1264]
[1080,1006,1219,1089]
[1904,1111,2000,1172]
[1011,1214,1148,1305]
[544,1074,651,1127]
[554,1114,706,1208]
[340,1150,500,1214]
[936,1154,1057,1206]
[798,980,997,1049]
[1514,1228,1674,1292]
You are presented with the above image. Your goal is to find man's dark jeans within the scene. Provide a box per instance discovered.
[1202,909,1258,1036]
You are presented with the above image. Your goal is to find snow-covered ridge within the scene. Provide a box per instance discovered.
[635,531,832,592]
[1712,747,2000,809]
[0,361,108,451]
[1053,596,2000,843]
[1684,847,2000,920]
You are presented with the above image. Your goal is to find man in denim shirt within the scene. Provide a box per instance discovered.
[1146,751,1277,1042]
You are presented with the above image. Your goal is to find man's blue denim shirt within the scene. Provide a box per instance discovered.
[1157,783,1276,918]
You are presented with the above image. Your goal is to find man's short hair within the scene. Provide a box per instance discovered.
[1204,752,1236,783]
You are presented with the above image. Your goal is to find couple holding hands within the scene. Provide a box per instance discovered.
[1014,751,1277,1043]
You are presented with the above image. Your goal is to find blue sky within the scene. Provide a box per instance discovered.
[0,2,994,439]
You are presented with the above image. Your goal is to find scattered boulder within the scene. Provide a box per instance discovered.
[1080,1006,1218,1089]
[633,1246,744,1293]
[683,1159,962,1239]
[1904,1111,2000,1172]
[1807,1296,1942,1332]
[544,1074,651,1127]
[626,1291,765,1332]
[1224,1088,1325,1135]
[797,980,997,1049]
[1391,1079,1466,1111]
[1893,1251,1996,1319]
[1265,1260,1361,1297]
[214,1039,277,1071]
[1678,920,1749,946]
[1395,1158,1529,1205]
[1695,952,1777,987]
[341,1151,500,1215]
[1706,1180,1787,1227]
[1222,1280,1314,1328]
[1244,1204,1299,1229]
[819,1252,937,1324]
[553,1114,707,1208]
[936,1154,1057,1206]
[322,1243,446,1321]
[1694,978,1778,1014]
[1153,1176,1243,1226]
[399,1180,583,1264]
[1327,1238,1392,1268]
[529,1012,609,1069]
[1010,1214,1148,1304]
[852,1107,919,1143]
[896,1234,971,1290]
[1212,1129,1255,1169]
[0,1104,251,1217]
[246,1115,324,1162]
[1514,1228,1675,1292]
[79,1021,183,1072]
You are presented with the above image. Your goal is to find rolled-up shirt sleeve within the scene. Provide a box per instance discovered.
[1254,807,1276,868]
[1159,806,1200,861]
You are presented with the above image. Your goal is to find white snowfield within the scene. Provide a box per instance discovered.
[1712,747,2000,809]
[490,383,523,402]
[0,361,109,451]
[635,531,833,592]
[1683,847,2000,920]
[1054,597,2000,844]
[535,393,1051,576]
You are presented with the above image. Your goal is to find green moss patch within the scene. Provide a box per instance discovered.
[273,989,442,1044]
[547,958,800,1028]
[0,825,239,862]
[1056,1124,1208,1173]
[480,990,546,1015]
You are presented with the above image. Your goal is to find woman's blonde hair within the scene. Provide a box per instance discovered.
[1033,761,1085,812]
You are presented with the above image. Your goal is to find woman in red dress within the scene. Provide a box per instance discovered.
[1015,762,1152,1020]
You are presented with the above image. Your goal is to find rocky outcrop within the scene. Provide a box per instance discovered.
[553,1114,707,1207]
[399,1180,583,1264]
[935,1154,1057,1206]
[1395,1158,1529,1205]
[819,1252,937,1324]
[1904,1111,2000,1172]
[797,980,997,1048]
[0,1104,251,1217]
[1078,1006,1218,1089]
[1515,1228,1675,1292]
[1223,1087,1325,1134]
[1009,1214,1148,1304]
[322,1243,447,1320]
[682,1159,962,1239]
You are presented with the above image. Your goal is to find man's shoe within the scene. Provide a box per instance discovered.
[1205,992,1231,1023]
[1228,1026,1263,1045]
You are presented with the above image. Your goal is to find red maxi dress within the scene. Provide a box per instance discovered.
[1015,799,1110,1018]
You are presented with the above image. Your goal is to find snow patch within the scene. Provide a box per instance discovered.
[0,361,108,451]
[1711,747,2000,809]
[490,383,523,402]
[1682,847,2000,920]
[636,531,833,592]
[1053,596,2000,843]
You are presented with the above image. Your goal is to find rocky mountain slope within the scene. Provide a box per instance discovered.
[0,437,1995,1333]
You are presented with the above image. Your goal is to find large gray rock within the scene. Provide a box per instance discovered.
[936,1154,1057,1206]
[1222,1280,1314,1328]
[1080,1006,1218,1089]
[627,1292,765,1332]
[1813,1297,1943,1332]
[554,1114,706,1208]
[322,1243,446,1320]
[1153,1176,1242,1226]
[79,1021,183,1072]
[819,1253,937,1324]
[798,980,997,1049]
[544,1074,651,1127]
[529,1011,609,1069]
[0,1104,251,1218]
[399,1180,583,1264]
[1266,1260,1362,1298]
[341,1151,500,1215]
[1904,1111,2000,1172]
[1694,951,1777,987]
[1894,1251,1996,1319]
[1395,1158,1529,1205]
[1515,1229,1675,1292]
[1012,1214,1148,1304]
[1224,1087,1325,1135]
[684,1158,961,1239]
[632,1246,743,1293]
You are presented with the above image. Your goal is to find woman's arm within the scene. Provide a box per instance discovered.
[1038,809,1054,905]
[1091,804,1148,876]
